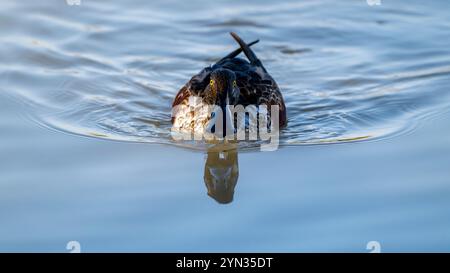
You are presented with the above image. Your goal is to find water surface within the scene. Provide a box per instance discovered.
[1,0,450,252]
[3,0,450,148]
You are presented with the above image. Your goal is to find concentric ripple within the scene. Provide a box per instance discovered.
[2,0,450,151]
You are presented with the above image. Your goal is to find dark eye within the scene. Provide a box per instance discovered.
[210,79,214,86]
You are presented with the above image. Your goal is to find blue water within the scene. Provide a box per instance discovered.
[1,0,450,252]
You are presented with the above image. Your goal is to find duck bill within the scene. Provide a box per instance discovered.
[220,103,227,138]
[221,102,235,139]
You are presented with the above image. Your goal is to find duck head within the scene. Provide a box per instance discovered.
[206,68,240,138]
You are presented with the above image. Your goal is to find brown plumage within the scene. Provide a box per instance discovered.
[172,32,287,132]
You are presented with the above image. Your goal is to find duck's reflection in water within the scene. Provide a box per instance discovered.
[203,145,239,204]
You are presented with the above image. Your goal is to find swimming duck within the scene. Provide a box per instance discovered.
[172,32,287,137]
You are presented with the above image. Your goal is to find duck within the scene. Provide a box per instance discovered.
[171,32,287,138]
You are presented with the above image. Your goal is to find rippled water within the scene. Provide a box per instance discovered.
[3,0,450,149]
[2,0,450,252]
